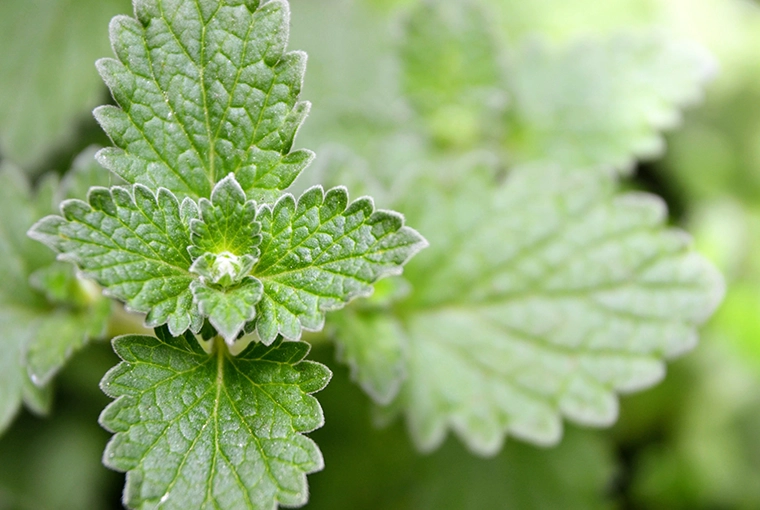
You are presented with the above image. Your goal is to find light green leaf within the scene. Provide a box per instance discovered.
[192,277,264,344]
[58,146,126,203]
[337,162,722,455]
[251,186,427,344]
[29,184,199,336]
[0,164,109,433]
[189,174,261,259]
[326,277,412,405]
[505,34,716,173]
[0,0,130,168]
[26,302,112,387]
[306,361,617,510]
[95,0,312,200]
[0,310,43,431]
[400,2,506,149]
[329,308,406,405]
[28,262,82,305]
[100,328,331,510]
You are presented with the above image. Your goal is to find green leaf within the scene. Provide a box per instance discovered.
[29,184,199,336]
[627,342,760,509]
[58,146,126,203]
[251,186,427,344]
[400,2,506,149]
[27,302,112,388]
[329,308,406,405]
[0,0,130,168]
[326,277,412,405]
[192,277,264,343]
[306,358,617,510]
[95,0,312,200]
[189,173,261,259]
[505,34,716,173]
[0,164,110,433]
[100,330,331,510]
[29,176,425,346]
[336,162,723,455]
[29,261,96,306]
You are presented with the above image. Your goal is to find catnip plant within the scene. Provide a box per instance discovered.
[26,0,427,506]
[0,0,724,508]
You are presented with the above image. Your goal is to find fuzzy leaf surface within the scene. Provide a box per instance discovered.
[0,164,109,433]
[251,186,427,344]
[335,163,723,455]
[96,0,312,200]
[192,277,264,343]
[100,329,330,510]
[505,35,715,172]
[189,174,261,259]
[29,184,198,336]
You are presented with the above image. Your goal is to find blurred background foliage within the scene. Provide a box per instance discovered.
[1,0,760,508]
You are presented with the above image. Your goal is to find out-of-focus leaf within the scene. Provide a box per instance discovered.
[0,162,110,434]
[629,341,760,509]
[290,0,404,151]
[505,34,715,173]
[0,0,131,169]
[482,0,659,45]
[306,347,618,510]
[330,159,722,455]
[400,2,507,149]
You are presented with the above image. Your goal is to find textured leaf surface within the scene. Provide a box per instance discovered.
[505,34,715,172]
[100,329,330,510]
[0,164,109,433]
[189,174,261,259]
[251,186,427,344]
[30,184,198,336]
[333,163,723,455]
[0,0,130,168]
[96,0,312,199]
[192,277,264,343]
